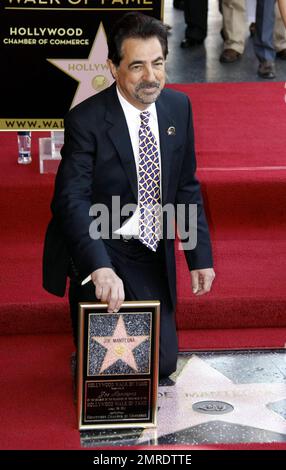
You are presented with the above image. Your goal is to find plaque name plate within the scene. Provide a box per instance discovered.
[77,301,160,430]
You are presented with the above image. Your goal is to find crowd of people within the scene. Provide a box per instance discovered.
[174,0,286,79]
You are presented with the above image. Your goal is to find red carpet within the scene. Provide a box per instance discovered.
[1,81,286,450]
[1,334,286,451]
[0,334,79,450]
[173,82,286,168]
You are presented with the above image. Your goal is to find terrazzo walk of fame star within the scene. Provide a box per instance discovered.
[80,350,286,447]
[88,312,151,376]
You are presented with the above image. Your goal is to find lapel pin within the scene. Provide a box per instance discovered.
[167,126,176,136]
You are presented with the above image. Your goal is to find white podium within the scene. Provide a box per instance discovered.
[39,131,63,174]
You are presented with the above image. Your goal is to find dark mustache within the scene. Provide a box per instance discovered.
[136,82,160,90]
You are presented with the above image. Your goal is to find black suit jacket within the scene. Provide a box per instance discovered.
[43,83,213,307]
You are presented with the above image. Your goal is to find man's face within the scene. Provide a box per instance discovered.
[108,36,166,110]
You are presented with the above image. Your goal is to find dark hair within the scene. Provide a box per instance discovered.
[107,12,168,66]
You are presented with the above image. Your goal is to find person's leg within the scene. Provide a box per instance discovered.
[254,0,276,78]
[181,0,208,47]
[105,239,178,378]
[274,1,286,59]
[69,277,98,347]
[118,252,178,378]
[68,276,98,398]
[220,0,246,61]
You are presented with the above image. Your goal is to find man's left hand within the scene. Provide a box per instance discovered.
[191,268,215,296]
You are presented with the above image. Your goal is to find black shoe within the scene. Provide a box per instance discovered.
[258,61,276,79]
[249,22,256,37]
[159,376,175,386]
[180,37,204,49]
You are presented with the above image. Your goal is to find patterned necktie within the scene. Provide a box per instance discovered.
[138,111,162,251]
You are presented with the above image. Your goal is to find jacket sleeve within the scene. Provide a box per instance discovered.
[51,111,113,281]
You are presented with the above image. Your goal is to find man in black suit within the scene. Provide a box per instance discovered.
[43,13,215,378]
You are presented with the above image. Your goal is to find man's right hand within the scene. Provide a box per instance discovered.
[91,268,125,313]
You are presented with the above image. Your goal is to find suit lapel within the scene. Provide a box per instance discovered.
[105,85,138,200]
[156,95,176,205]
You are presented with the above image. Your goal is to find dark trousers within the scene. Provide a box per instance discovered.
[184,0,209,41]
[69,238,178,379]
[254,0,276,62]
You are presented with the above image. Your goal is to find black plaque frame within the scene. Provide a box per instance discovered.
[77,301,160,430]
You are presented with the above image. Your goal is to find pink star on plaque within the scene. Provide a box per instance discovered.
[92,315,149,374]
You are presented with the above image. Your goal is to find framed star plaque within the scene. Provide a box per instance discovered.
[77,301,160,430]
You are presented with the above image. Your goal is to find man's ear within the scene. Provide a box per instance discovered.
[107,59,118,80]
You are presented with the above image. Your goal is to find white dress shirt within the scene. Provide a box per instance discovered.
[81,87,162,285]
[114,87,162,235]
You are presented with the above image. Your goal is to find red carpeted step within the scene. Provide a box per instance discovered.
[1,82,286,342]
[0,240,69,335]
[0,333,80,450]
[199,169,286,239]
[176,239,286,330]
[1,144,286,243]
[0,133,54,243]
[179,328,286,350]
[170,82,286,168]
[1,237,286,335]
